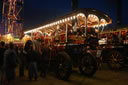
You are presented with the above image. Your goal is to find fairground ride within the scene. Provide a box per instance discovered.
[2,0,24,37]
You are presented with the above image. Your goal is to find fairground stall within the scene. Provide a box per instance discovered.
[0,33,24,47]
[24,8,112,80]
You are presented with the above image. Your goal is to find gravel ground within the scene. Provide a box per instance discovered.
[15,67,128,85]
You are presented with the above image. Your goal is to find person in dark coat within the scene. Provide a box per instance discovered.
[24,40,38,80]
[40,43,50,77]
[3,42,18,85]
[19,46,25,77]
[0,41,6,85]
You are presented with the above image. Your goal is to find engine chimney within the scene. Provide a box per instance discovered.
[117,0,122,25]
[72,0,78,11]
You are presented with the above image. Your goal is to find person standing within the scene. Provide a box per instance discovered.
[0,41,6,85]
[24,40,38,81]
[40,43,50,77]
[19,46,25,77]
[3,42,18,85]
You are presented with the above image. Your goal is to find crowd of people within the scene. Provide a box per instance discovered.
[0,40,51,85]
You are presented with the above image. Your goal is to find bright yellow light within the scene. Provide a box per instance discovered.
[95,29,98,32]
[65,18,67,22]
[68,17,70,21]
[62,19,64,22]
[70,17,73,20]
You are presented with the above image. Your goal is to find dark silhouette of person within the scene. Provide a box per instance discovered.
[0,41,6,85]
[4,42,18,85]
[24,40,38,80]
[40,43,50,77]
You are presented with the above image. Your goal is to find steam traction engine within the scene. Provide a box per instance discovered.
[99,26,128,70]
[24,8,112,80]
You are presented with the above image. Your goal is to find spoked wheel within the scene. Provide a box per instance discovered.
[56,52,72,80]
[107,50,124,70]
[79,53,97,77]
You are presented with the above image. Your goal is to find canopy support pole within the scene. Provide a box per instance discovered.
[31,31,33,40]
[101,25,105,33]
[85,16,87,37]
[65,24,68,43]
[98,19,100,39]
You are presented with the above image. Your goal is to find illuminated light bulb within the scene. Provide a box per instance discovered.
[93,26,96,28]
[68,17,70,21]
[62,19,64,22]
[81,13,84,16]
[77,14,80,17]
[101,19,106,23]
[92,15,95,18]
[58,21,60,24]
[99,24,102,27]
[56,22,57,25]
[50,24,52,26]
[79,13,85,17]
[70,17,73,20]
[41,27,43,29]
[73,16,76,19]
[65,18,67,22]
[104,24,107,26]
[102,24,105,26]
[95,18,98,21]
[91,15,93,17]
[94,15,96,18]
[60,20,62,23]
[48,33,51,36]
[95,29,98,32]
[37,27,42,30]
[96,25,98,27]
[82,15,85,17]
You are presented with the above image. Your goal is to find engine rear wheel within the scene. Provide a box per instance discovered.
[56,51,72,80]
[79,53,97,77]
[107,50,124,70]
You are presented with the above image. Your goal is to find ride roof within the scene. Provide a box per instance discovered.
[24,8,112,34]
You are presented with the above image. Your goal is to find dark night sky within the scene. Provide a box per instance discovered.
[24,0,128,29]
[1,0,128,30]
